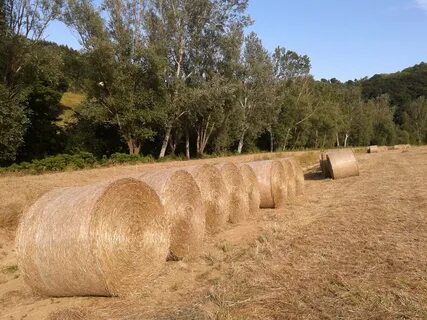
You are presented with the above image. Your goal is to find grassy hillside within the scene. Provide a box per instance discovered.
[58,92,85,126]
[361,62,427,119]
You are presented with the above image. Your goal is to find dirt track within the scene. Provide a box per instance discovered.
[1,147,426,319]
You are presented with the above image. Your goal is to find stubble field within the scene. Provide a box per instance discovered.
[0,147,426,319]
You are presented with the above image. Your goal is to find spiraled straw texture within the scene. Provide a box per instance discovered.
[215,163,249,223]
[288,157,305,195]
[246,160,287,209]
[136,169,205,259]
[238,164,261,215]
[279,158,298,203]
[184,165,229,233]
[326,150,360,180]
[15,178,169,297]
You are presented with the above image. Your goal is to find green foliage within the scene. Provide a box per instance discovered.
[109,153,154,164]
[1,152,97,174]
[0,151,156,174]
[402,97,427,145]
[0,85,28,163]
[1,0,426,171]
[17,84,65,161]
[362,63,427,123]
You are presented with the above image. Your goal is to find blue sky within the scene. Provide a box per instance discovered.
[45,0,427,81]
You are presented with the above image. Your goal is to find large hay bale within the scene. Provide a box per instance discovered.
[215,163,249,223]
[288,157,305,195]
[184,165,229,233]
[279,158,297,202]
[326,150,359,180]
[246,160,287,209]
[238,164,261,215]
[16,178,169,297]
[137,170,205,259]
[368,145,379,153]
[392,144,411,151]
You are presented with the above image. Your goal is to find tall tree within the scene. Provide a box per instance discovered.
[64,0,164,155]
[272,47,311,81]
[402,97,427,145]
[2,0,63,87]
[145,0,249,158]
[236,32,274,154]
[0,84,27,163]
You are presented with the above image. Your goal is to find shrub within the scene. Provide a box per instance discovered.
[109,153,154,165]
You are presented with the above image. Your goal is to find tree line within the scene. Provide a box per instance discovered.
[1,0,426,166]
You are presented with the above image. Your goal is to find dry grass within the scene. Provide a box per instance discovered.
[1,147,426,319]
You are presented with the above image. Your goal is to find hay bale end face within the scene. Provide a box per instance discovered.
[279,158,297,202]
[215,163,249,223]
[16,178,169,297]
[246,160,287,209]
[184,165,229,233]
[326,150,359,180]
[137,170,205,259]
[238,164,261,215]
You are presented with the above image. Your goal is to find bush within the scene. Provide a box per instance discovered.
[109,153,154,165]
[0,152,99,174]
[0,152,155,175]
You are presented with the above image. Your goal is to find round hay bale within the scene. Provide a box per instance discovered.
[378,146,389,152]
[137,170,205,259]
[238,164,261,215]
[368,145,379,153]
[393,144,411,151]
[215,163,249,223]
[279,158,297,202]
[288,158,305,195]
[246,160,287,209]
[16,178,169,297]
[184,165,229,233]
[326,150,359,180]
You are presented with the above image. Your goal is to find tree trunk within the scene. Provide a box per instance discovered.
[169,138,177,155]
[282,128,291,151]
[336,133,340,148]
[293,130,301,150]
[196,120,215,156]
[269,128,274,153]
[127,139,140,155]
[314,130,319,149]
[185,129,190,160]
[159,125,172,158]
[237,131,245,154]
[344,133,349,148]
[322,134,326,148]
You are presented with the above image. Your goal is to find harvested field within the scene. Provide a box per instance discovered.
[1,147,426,319]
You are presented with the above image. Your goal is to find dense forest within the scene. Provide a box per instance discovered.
[1,0,426,168]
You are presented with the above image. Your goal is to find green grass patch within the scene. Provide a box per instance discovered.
[60,92,85,110]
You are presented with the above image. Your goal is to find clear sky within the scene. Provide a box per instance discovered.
[45,0,427,81]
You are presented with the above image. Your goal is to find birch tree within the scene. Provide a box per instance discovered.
[236,32,274,154]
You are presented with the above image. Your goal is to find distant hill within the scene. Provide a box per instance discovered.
[361,62,427,122]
